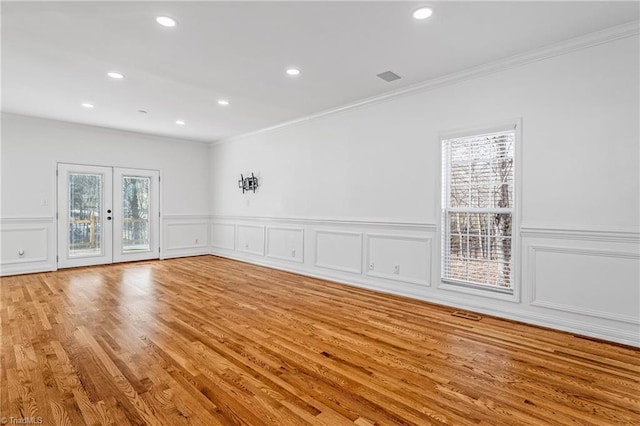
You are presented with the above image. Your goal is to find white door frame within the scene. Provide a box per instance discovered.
[57,163,161,269]
[113,168,160,263]
[57,163,113,268]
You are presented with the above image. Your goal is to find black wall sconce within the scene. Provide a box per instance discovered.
[238,173,259,193]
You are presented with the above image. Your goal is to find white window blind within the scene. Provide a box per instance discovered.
[441,129,515,289]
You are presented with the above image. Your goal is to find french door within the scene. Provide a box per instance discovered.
[57,163,160,268]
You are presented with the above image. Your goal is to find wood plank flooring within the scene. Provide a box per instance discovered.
[1,256,639,425]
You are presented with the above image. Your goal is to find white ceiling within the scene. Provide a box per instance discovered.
[2,1,638,143]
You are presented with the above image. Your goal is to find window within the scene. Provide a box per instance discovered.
[441,128,515,291]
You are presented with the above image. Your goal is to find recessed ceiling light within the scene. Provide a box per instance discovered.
[107,71,124,79]
[286,68,301,76]
[81,103,94,109]
[175,120,185,125]
[156,16,177,27]
[217,99,229,106]
[413,7,433,20]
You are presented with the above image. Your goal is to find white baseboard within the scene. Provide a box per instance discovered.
[0,262,57,276]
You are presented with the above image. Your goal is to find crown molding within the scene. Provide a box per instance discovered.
[214,20,639,146]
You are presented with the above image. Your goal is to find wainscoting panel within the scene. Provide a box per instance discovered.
[211,223,235,250]
[210,217,639,346]
[366,233,431,286]
[519,227,640,345]
[529,245,640,324]
[266,227,304,263]
[315,230,362,274]
[236,224,265,256]
[162,215,210,259]
[0,217,56,275]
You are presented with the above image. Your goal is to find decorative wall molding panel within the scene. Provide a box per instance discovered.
[528,245,640,325]
[266,226,304,263]
[162,215,210,259]
[0,217,56,276]
[2,229,48,264]
[315,230,363,274]
[236,224,266,256]
[210,215,435,289]
[211,223,236,250]
[366,233,431,286]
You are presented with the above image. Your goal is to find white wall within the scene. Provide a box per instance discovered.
[0,114,211,274]
[211,37,639,227]
[209,35,640,346]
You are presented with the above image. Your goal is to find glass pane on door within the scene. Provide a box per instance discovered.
[121,176,151,252]
[68,173,103,257]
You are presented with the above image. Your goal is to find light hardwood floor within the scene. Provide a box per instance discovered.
[1,256,638,425]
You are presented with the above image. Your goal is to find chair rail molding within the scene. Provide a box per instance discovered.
[162,214,211,221]
[211,214,437,232]
[520,224,640,244]
[0,216,55,223]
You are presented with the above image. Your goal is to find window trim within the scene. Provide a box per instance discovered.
[437,119,522,303]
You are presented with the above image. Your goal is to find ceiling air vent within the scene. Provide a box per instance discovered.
[376,71,401,82]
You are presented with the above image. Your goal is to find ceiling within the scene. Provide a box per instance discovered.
[2,1,638,143]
